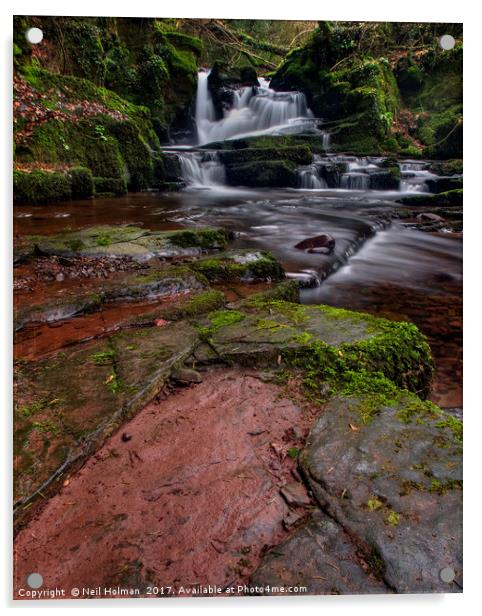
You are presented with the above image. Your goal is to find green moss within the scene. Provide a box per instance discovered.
[178,290,226,318]
[70,167,94,199]
[287,447,300,459]
[398,189,462,207]
[225,160,298,188]
[366,498,383,511]
[191,251,284,283]
[91,350,115,365]
[219,145,313,166]
[93,177,127,196]
[167,228,229,250]
[198,309,246,340]
[385,510,401,526]
[13,170,72,204]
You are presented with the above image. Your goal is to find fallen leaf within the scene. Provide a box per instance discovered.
[349,423,359,431]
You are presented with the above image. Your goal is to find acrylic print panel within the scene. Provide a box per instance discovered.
[13,16,462,599]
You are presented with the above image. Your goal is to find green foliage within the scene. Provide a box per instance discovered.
[93,176,127,196]
[91,350,115,365]
[70,167,93,199]
[13,170,72,204]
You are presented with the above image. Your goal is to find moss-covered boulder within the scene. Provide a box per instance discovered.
[15,225,230,262]
[13,170,72,204]
[194,299,434,397]
[270,27,400,154]
[69,167,94,199]
[398,189,462,207]
[225,160,298,187]
[218,144,312,166]
[191,250,285,283]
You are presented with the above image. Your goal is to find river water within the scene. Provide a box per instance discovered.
[14,184,462,409]
[13,70,462,409]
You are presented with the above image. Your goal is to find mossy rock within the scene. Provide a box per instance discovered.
[398,189,462,207]
[225,160,298,187]
[298,393,461,592]
[69,166,94,199]
[15,225,230,262]
[191,250,285,283]
[218,145,312,166]
[13,170,72,205]
[429,159,463,176]
[93,177,127,196]
[14,321,200,528]
[195,299,434,397]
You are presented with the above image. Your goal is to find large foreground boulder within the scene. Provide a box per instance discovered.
[298,395,462,593]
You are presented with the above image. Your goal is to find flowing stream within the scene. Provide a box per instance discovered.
[13,69,462,409]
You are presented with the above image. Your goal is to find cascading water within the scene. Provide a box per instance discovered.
[298,166,327,189]
[177,151,226,188]
[195,69,323,145]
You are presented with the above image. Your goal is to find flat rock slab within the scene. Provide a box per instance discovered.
[299,395,462,593]
[15,225,229,262]
[251,510,389,595]
[14,321,199,524]
[14,370,311,597]
[14,266,205,330]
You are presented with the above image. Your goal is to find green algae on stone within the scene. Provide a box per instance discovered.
[191,250,285,283]
[15,225,230,262]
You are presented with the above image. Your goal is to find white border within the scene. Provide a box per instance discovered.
[1,1,477,614]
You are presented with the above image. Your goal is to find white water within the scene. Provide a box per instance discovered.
[195,69,321,145]
[178,151,225,188]
[298,166,327,189]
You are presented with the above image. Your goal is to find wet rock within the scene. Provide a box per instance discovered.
[14,321,200,529]
[426,176,463,194]
[191,250,285,283]
[282,509,306,529]
[14,266,206,330]
[225,161,298,188]
[15,225,230,262]
[170,367,203,385]
[398,189,462,207]
[294,234,335,254]
[416,212,444,222]
[196,300,433,397]
[299,395,462,593]
[251,511,389,594]
[219,145,312,167]
[280,482,311,507]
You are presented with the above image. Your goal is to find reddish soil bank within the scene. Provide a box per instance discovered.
[14,369,316,599]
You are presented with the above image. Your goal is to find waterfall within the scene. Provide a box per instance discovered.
[298,166,327,189]
[195,70,217,145]
[340,172,370,190]
[194,70,320,145]
[177,151,225,188]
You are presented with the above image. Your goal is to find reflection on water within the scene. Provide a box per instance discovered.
[14,187,462,407]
